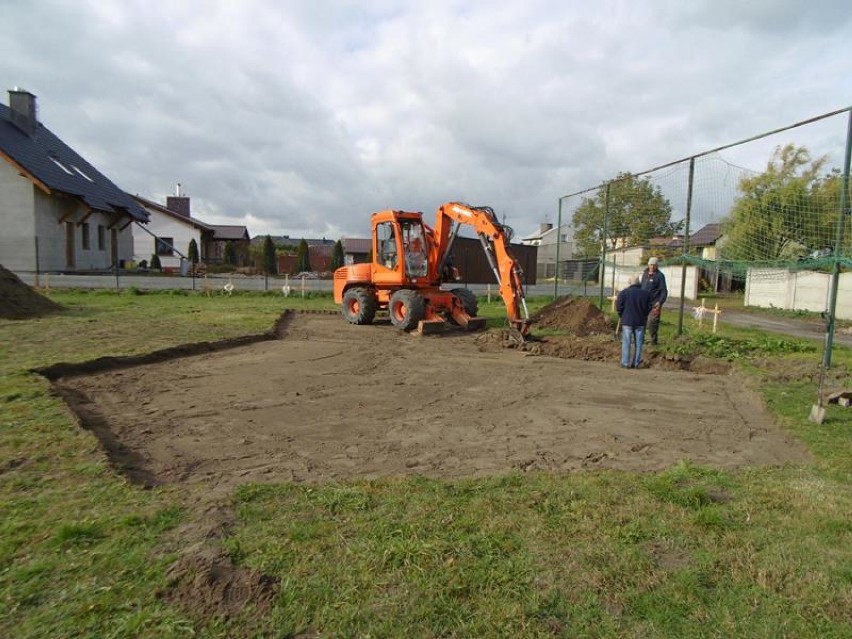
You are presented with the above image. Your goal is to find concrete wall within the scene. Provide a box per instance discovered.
[0,160,36,270]
[745,268,852,319]
[602,263,699,300]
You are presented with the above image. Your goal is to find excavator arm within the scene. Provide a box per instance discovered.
[431,202,530,334]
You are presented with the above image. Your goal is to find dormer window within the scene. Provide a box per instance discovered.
[49,155,73,175]
[72,165,94,182]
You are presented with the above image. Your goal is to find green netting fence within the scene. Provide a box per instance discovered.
[553,106,852,366]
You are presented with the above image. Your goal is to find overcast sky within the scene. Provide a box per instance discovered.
[2,0,850,240]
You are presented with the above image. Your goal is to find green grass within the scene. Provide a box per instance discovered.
[2,290,851,638]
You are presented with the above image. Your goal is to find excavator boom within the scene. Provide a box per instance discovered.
[432,202,530,333]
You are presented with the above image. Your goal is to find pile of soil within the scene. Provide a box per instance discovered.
[162,547,278,624]
[529,296,613,336]
[0,264,63,320]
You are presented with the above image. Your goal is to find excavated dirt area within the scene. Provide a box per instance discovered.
[53,312,809,495]
[46,303,812,626]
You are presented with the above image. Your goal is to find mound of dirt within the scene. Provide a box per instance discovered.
[0,264,63,320]
[529,296,613,336]
[162,547,278,624]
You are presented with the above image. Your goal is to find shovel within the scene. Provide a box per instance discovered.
[809,312,831,424]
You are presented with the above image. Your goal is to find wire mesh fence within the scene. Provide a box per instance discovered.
[555,106,852,364]
[555,107,852,335]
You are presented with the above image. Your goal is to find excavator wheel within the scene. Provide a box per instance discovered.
[388,289,425,331]
[450,288,479,317]
[342,287,378,325]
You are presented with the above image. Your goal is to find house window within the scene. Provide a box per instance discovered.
[81,223,91,250]
[97,225,106,250]
[156,237,174,256]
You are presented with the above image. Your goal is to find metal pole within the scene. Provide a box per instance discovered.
[554,197,563,299]
[824,110,852,368]
[677,157,695,336]
[34,236,40,287]
[599,183,610,307]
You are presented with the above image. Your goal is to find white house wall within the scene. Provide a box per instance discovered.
[132,209,201,269]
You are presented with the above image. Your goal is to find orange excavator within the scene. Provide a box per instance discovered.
[333,202,530,336]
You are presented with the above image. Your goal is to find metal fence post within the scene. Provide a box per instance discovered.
[677,157,695,336]
[34,236,40,287]
[599,182,610,307]
[824,109,852,368]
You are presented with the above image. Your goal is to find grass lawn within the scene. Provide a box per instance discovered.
[1,289,850,638]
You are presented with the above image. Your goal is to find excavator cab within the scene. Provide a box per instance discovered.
[372,214,430,283]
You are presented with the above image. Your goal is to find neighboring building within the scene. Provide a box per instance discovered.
[131,191,214,269]
[278,244,334,274]
[342,237,371,264]
[521,222,576,280]
[208,225,251,265]
[689,223,723,260]
[0,88,148,273]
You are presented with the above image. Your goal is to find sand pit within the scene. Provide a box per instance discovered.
[54,312,810,493]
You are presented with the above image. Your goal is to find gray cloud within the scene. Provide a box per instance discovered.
[1,0,849,240]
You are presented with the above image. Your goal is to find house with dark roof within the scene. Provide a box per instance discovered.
[131,191,214,269]
[342,237,371,264]
[209,225,251,265]
[133,190,252,268]
[689,222,723,260]
[0,88,148,272]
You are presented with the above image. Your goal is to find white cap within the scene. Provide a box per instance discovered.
[648,257,659,265]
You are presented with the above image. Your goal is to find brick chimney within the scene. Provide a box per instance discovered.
[539,222,553,235]
[166,183,190,217]
[8,88,37,136]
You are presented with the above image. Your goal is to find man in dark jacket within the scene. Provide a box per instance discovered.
[641,256,668,345]
[616,275,653,368]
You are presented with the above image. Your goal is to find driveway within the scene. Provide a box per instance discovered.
[715,308,852,348]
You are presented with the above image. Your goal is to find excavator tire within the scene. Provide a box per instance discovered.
[450,288,479,317]
[342,287,378,325]
[389,289,425,331]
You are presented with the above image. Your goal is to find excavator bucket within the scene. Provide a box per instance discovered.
[464,317,487,331]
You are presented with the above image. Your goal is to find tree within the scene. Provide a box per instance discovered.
[150,253,161,271]
[187,239,199,264]
[330,239,344,270]
[572,172,681,257]
[223,242,236,266]
[722,144,841,262]
[262,235,277,274]
[296,239,311,273]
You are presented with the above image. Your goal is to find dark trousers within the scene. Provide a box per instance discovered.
[647,308,661,344]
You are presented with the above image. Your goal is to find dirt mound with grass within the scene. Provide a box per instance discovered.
[0,264,63,319]
[529,296,613,336]
[162,547,278,624]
